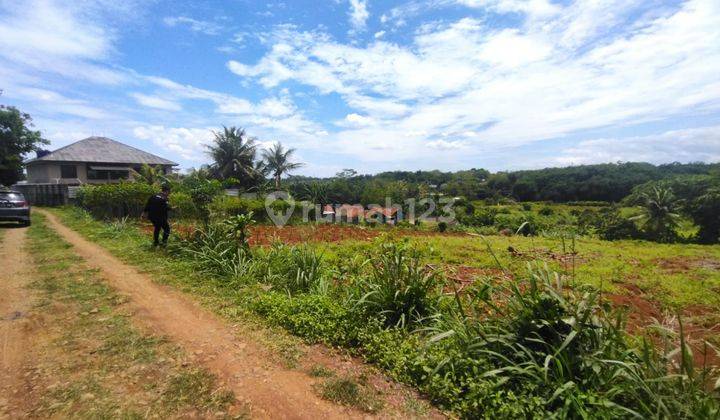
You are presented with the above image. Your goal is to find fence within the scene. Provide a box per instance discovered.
[12,183,72,206]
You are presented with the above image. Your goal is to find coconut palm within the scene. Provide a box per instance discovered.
[632,186,681,242]
[133,164,168,185]
[205,126,259,189]
[262,142,304,189]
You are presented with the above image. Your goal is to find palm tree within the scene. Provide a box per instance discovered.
[262,142,304,189]
[205,126,259,189]
[133,164,168,185]
[632,186,682,242]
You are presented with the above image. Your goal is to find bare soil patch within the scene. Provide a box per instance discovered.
[655,256,720,274]
[0,227,36,417]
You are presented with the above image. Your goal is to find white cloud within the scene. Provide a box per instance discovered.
[374,30,385,39]
[163,16,222,36]
[555,126,720,166]
[130,93,182,111]
[4,86,109,119]
[133,126,215,161]
[0,0,129,85]
[427,139,468,150]
[348,0,369,31]
[228,0,720,168]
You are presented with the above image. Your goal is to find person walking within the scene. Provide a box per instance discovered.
[143,184,172,247]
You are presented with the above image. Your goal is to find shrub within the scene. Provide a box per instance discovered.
[426,264,719,418]
[437,221,448,232]
[78,182,156,219]
[354,241,441,328]
[597,209,642,241]
[209,196,264,220]
[258,244,329,294]
[538,206,554,216]
[460,207,497,227]
[175,222,255,283]
[169,192,198,220]
[522,203,532,211]
[687,187,720,244]
[251,292,359,345]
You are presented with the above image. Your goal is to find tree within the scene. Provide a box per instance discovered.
[262,142,303,189]
[0,105,49,186]
[687,187,720,244]
[133,164,167,185]
[632,186,682,242]
[205,126,259,189]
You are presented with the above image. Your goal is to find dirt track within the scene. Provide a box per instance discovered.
[36,209,365,419]
[0,227,36,417]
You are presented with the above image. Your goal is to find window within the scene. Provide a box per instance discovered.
[87,168,130,180]
[60,165,77,179]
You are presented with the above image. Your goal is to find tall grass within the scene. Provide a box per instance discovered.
[354,241,441,328]
[425,263,720,418]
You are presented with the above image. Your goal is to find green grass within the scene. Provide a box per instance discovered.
[46,206,720,418]
[24,212,240,418]
[315,229,720,310]
[315,376,384,413]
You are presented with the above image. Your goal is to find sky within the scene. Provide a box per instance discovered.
[1,0,719,176]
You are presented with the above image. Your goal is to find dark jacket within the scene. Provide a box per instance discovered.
[144,194,170,222]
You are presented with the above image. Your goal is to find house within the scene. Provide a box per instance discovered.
[333,204,401,224]
[365,206,400,224]
[24,136,177,185]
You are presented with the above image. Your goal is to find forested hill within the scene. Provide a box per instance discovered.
[288,162,719,204]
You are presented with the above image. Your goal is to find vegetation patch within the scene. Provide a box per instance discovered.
[315,376,384,414]
[50,206,720,418]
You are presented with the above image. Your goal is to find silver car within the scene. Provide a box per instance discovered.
[0,191,31,226]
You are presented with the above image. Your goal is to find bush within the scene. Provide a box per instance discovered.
[78,182,156,219]
[353,241,441,328]
[538,206,554,216]
[169,192,198,220]
[251,292,360,345]
[209,196,264,220]
[257,244,329,294]
[425,264,719,418]
[688,187,720,244]
[460,207,496,227]
[437,221,448,232]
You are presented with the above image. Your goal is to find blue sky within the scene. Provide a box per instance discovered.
[1,0,719,176]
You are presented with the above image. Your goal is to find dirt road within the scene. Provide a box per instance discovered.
[0,227,35,417]
[36,209,369,419]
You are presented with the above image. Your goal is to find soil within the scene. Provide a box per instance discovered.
[655,256,720,274]
[0,227,37,417]
[144,221,470,246]
[40,210,442,419]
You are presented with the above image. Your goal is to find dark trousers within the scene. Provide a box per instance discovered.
[151,219,170,245]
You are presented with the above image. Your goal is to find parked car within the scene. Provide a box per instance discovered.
[0,190,31,226]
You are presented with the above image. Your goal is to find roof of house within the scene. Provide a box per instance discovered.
[26,136,178,166]
[366,206,399,217]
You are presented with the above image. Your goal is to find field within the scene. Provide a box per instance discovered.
[39,204,720,418]
[133,204,720,368]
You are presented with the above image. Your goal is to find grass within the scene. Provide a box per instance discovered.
[315,376,384,413]
[46,206,720,418]
[23,212,241,418]
[315,229,720,310]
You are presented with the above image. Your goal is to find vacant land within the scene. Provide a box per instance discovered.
[19,213,439,418]
[0,218,238,418]
[44,205,720,417]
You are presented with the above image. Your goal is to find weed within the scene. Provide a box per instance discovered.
[309,365,334,377]
[315,376,384,413]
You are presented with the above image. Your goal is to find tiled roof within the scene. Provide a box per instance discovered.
[26,136,177,166]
